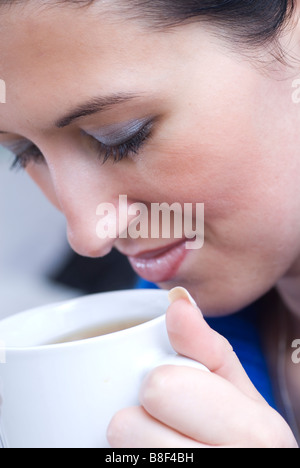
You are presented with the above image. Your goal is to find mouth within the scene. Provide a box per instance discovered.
[127,239,189,283]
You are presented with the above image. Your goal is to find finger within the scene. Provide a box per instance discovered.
[107,406,204,448]
[139,364,270,447]
[167,289,264,402]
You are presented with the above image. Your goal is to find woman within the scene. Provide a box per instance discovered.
[0,0,299,447]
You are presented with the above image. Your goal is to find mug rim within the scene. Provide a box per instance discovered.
[0,289,169,353]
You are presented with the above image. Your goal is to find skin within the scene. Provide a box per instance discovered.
[0,0,299,447]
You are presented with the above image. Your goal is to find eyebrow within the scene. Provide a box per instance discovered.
[0,93,143,134]
[55,92,142,128]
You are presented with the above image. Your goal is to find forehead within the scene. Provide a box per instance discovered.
[0,2,179,132]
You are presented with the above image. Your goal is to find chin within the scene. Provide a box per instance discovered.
[158,279,269,318]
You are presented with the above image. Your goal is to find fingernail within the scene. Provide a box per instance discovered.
[168,287,198,308]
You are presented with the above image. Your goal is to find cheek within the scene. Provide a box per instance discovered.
[138,108,300,268]
[148,133,300,314]
[138,123,256,220]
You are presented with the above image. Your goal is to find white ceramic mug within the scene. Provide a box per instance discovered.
[0,289,206,448]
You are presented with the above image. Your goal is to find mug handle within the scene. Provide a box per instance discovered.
[155,354,210,372]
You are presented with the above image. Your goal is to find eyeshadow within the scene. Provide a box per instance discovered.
[84,118,152,146]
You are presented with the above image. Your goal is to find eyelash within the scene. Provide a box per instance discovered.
[10,122,153,171]
[10,145,44,171]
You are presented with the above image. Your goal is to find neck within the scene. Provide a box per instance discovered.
[274,271,300,444]
[276,259,300,335]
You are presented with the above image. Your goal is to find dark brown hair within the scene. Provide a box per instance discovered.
[1,1,296,52]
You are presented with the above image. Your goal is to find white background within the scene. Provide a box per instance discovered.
[0,148,81,320]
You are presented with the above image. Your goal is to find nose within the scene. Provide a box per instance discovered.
[45,153,131,259]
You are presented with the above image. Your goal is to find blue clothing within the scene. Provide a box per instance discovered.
[135,278,277,410]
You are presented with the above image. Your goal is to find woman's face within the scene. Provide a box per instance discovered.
[1,2,300,315]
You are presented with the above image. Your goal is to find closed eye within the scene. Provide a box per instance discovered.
[8,119,154,171]
[89,119,154,165]
[10,144,45,171]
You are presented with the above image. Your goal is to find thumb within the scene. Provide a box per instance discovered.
[166,287,265,403]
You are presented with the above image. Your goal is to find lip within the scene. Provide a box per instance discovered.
[127,239,188,283]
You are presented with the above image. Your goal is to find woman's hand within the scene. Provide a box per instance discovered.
[107,290,298,448]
